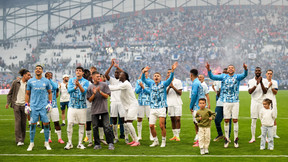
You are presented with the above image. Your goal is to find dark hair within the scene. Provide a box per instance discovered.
[263,98,273,109]
[190,69,198,76]
[199,98,206,103]
[45,72,52,77]
[255,67,261,70]
[83,69,90,80]
[19,69,29,77]
[36,65,43,70]
[92,71,100,75]
[141,67,145,71]
[228,65,234,68]
[123,71,130,82]
[168,68,172,71]
[76,66,84,72]
[223,68,228,70]
[90,66,97,71]
[266,69,273,73]
[154,72,161,76]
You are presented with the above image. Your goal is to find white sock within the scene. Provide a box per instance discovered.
[273,125,277,136]
[56,130,62,140]
[172,129,176,137]
[99,127,104,139]
[137,121,142,138]
[162,136,166,141]
[154,136,158,142]
[62,120,65,124]
[86,130,92,142]
[67,122,73,144]
[251,119,257,140]
[49,131,51,140]
[113,125,118,140]
[127,123,138,142]
[124,123,129,139]
[78,125,84,145]
[176,129,180,138]
[234,122,239,140]
[37,121,40,125]
[29,121,31,125]
[224,122,229,140]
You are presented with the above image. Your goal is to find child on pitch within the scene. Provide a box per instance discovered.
[195,98,215,155]
[259,98,276,150]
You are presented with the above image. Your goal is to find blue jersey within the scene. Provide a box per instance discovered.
[141,72,174,109]
[68,77,89,109]
[27,77,51,111]
[135,78,151,106]
[190,78,203,111]
[208,70,248,103]
[48,79,58,108]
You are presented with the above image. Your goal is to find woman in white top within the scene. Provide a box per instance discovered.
[109,71,140,147]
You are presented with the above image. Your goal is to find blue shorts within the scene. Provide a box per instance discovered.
[30,108,49,123]
[60,102,69,111]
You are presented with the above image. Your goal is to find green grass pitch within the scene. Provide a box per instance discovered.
[0,91,287,161]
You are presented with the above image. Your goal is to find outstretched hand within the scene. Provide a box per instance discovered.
[243,63,248,70]
[111,58,116,66]
[171,62,178,71]
[205,62,210,71]
[142,66,151,73]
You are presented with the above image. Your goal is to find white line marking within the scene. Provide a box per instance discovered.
[0,154,287,158]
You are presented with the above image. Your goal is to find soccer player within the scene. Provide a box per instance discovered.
[87,71,114,150]
[64,66,89,150]
[135,68,152,141]
[105,59,126,143]
[206,62,248,148]
[248,67,267,143]
[189,69,203,147]
[263,69,279,138]
[45,72,65,144]
[6,69,31,146]
[141,62,178,148]
[59,74,70,126]
[25,65,52,151]
[196,98,216,154]
[166,69,183,141]
[109,71,140,147]
[198,75,210,109]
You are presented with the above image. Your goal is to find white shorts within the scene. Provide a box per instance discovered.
[86,107,92,122]
[67,108,87,124]
[137,105,150,118]
[168,105,182,117]
[192,110,198,123]
[125,105,138,121]
[48,108,60,122]
[110,102,126,118]
[149,108,166,125]
[250,100,263,119]
[223,102,239,119]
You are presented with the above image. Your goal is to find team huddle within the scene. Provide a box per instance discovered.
[6,59,279,154]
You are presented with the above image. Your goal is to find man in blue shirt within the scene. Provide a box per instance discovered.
[25,65,52,151]
[206,63,248,148]
[189,69,203,147]
[64,66,89,150]
[141,62,178,148]
[45,72,64,144]
[135,68,152,141]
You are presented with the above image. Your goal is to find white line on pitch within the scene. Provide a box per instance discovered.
[0,154,287,158]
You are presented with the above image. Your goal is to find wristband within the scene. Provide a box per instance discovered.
[48,101,52,104]
[25,103,29,106]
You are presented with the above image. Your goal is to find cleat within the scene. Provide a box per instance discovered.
[48,139,52,143]
[64,143,73,150]
[224,138,230,148]
[58,139,65,144]
[150,140,159,147]
[131,142,140,147]
[234,138,239,148]
[127,141,135,145]
[17,142,24,146]
[204,149,209,154]
[257,135,261,138]
[93,145,102,150]
[268,148,274,150]
[194,134,199,141]
[175,137,180,141]
[249,139,255,143]
[61,123,65,127]
[77,144,86,149]
[87,142,93,147]
[44,142,52,150]
[193,141,199,147]
[169,136,177,141]
[100,139,107,145]
[200,148,205,155]
[40,129,44,133]
[160,141,166,148]
[108,143,115,150]
[83,136,89,143]
[119,134,125,139]
[274,135,280,138]
[138,136,142,141]
[125,138,130,144]
[114,139,119,144]
[194,140,199,144]
[213,135,224,142]
[260,147,265,150]
[27,143,34,151]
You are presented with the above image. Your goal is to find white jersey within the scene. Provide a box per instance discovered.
[167,78,183,106]
[201,82,209,100]
[248,78,267,103]
[213,81,221,91]
[59,82,70,102]
[109,80,138,110]
[263,79,278,104]
[109,77,121,102]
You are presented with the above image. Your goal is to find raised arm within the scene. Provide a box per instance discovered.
[141,67,153,87]
[236,63,248,81]
[189,83,199,111]
[206,62,224,81]
[104,59,115,81]
[135,80,142,94]
[164,62,178,87]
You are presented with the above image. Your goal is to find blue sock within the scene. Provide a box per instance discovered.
[30,124,36,143]
[44,124,50,142]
